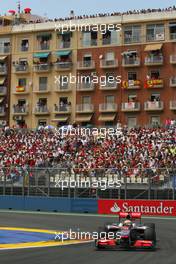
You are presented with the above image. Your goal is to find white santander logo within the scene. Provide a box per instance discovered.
[110,202,121,213]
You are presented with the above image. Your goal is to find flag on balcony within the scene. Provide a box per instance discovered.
[16,86,25,92]
[144,79,163,88]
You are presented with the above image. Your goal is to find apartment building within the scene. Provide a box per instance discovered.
[1,9,176,128]
[76,12,176,127]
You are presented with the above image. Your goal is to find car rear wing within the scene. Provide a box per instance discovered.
[119,212,142,222]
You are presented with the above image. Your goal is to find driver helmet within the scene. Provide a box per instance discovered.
[123,220,132,226]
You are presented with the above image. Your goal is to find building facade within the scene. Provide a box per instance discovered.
[1,10,176,128]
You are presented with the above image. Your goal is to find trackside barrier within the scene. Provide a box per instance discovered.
[0,196,97,213]
[98,199,176,216]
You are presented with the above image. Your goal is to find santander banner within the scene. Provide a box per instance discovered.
[98,200,176,216]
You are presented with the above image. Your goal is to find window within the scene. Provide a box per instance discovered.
[21,39,29,51]
[37,33,51,50]
[169,22,176,40]
[127,117,137,128]
[102,30,117,45]
[18,78,26,87]
[128,94,137,102]
[124,25,141,44]
[150,93,160,101]
[150,116,160,126]
[83,54,92,67]
[60,75,69,90]
[105,52,115,61]
[82,31,97,47]
[146,24,164,42]
[150,70,160,79]
[38,119,47,126]
[60,32,71,48]
[0,38,10,53]
[82,96,91,105]
[105,95,114,104]
[128,72,137,80]
[39,77,47,91]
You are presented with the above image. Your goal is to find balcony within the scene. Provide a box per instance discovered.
[82,39,97,47]
[100,59,118,69]
[14,64,29,74]
[0,86,7,96]
[122,57,140,67]
[144,101,164,111]
[122,80,141,89]
[170,77,176,87]
[21,46,29,52]
[170,101,176,110]
[54,61,72,71]
[100,81,118,90]
[144,79,164,88]
[121,102,141,112]
[145,56,163,66]
[77,61,95,70]
[33,63,51,73]
[13,106,29,116]
[0,65,7,75]
[102,38,112,45]
[76,104,94,113]
[37,43,50,51]
[53,104,71,114]
[170,55,176,64]
[33,106,50,115]
[60,41,71,49]
[99,103,117,113]
[77,82,95,91]
[55,84,72,92]
[0,46,10,54]
[0,107,5,116]
[13,86,29,95]
[33,84,50,94]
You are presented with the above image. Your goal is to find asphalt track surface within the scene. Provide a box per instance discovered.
[0,211,176,264]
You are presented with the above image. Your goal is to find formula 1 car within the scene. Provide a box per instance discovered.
[95,212,156,250]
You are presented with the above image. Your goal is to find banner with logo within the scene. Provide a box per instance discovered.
[98,199,176,216]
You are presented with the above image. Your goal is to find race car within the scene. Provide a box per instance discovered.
[95,212,156,250]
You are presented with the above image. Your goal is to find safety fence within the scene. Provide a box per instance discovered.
[0,167,175,200]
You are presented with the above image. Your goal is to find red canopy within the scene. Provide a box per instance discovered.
[8,10,16,14]
[24,8,31,13]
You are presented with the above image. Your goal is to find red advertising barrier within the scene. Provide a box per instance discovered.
[98,199,176,216]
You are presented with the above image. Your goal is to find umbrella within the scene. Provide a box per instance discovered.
[24,8,31,13]
[45,125,55,130]
[8,10,16,14]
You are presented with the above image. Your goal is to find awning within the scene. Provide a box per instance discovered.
[0,77,5,85]
[33,52,50,58]
[75,115,92,122]
[0,56,7,61]
[52,117,69,122]
[144,44,163,51]
[55,50,71,57]
[98,114,116,122]
[122,50,137,56]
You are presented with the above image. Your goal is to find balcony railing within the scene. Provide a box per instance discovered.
[77,82,95,91]
[21,46,29,52]
[170,33,176,40]
[33,64,51,72]
[145,56,163,65]
[53,104,71,113]
[100,81,118,90]
[144,101,164,111]
[34,84,49,93]
[54,61,72,71]
[99,103,117,112]
[82,39,97,47]
[102,38,112,45]
[122,57,140,67]
[0,65,7,75]
[0,46,10,54]
[121,102,140,112]
[0,107,5,116]
[13,106,29,115]
[122,80,141,89]
[100,59,118,68]
[170,77,176,87]
[124,36,141,44]
[33,106,50,115]
[60,41,71,48]
[14,64,29,73]
[77,61,95,70]
[170,55,176,64]
[76,104,94,113]
[55,84,72,92]
[170,101,176,110]
[0,86,7,96]
[37,43,50,50]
